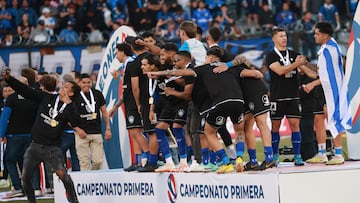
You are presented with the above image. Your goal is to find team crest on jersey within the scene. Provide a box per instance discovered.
[262,94,270,106]
[215,116,225,126]
[128,115,135,124]
[178,109,185,117]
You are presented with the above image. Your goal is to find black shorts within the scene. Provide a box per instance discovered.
[159,102,188,126]
[313,89,326,115]
[270,99,302,120]
[141,104,155,133]
[125,110,143,129]
[206,101,244,129]
[244,91,271,117]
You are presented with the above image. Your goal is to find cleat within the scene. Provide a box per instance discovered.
[154,162,175,172]
[216,163,234,174]
[244,162,261,171]
[273,154,279,166]
[235,157,244,172]
[306,154,328,164]
[294,155,305,166]
[258,160,276,170]
[185,162,208,172]
[124,164,140,172]
[326,156,344,165]
[137,162,158,172]
[173,163,189,172]
[5,189,24,198]
[204,163,218,172]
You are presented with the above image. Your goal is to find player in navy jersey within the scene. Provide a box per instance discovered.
[2,71,83,203]
[265,27,309,166]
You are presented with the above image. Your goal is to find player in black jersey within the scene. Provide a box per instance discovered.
[122,37,151,171]
[2,70,83,203]
[148,47,263,173]
[265,27,309,166]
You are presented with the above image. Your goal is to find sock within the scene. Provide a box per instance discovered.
[247,148,257,164]
[318,143,326,154]
[201,148,209,165]
[155,128,171,159]
[227,145,237,159]
[235,142,245,158]
[141,151,149,166]
[148,153,158,165]
[172,128,187,159]
[215,149,230,165]
[271,131,280,155]
[135,154,141,165]
[335,147,342,156]
[209,150,217,165]
[187,145,194,163]
[264,146,274,162]
[291,131,302,155]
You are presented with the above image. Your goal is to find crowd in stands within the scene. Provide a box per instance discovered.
[0,0,358,46]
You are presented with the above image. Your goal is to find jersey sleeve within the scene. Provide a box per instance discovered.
[95,89,106,107]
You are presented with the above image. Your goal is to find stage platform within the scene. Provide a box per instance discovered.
[53,161,360,203]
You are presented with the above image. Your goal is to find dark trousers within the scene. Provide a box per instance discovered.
[22,142,78,203]
[300,114,317,160]
[61,132,80,171]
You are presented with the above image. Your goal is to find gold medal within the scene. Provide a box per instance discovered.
[50,119,57,127]
[92,113,97,119]
[149,97,154,105]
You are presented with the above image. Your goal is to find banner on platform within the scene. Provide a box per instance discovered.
[54,171,278,203]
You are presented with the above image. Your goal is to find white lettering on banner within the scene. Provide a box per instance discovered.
[179,184,264,199]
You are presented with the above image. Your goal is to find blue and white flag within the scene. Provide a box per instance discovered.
[95,26,136,169]
[346,5,360,135]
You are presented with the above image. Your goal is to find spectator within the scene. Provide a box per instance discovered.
[28,19,50,44]
[0,0,13,34]
[318,0,341,31]
[259,2,275,33]
[213,4,240,38]
[346,0,358,19]
[156,3,173,31]
[8,0,19,31]
[276,1,297,31]
[192,0,212,36]
[206,0,224,16]
[57,0,72,33]
[125,0,144,32]
[15,0,37,26]
[96,1,111,29]
[17,13,34,44]
[58,20,78,43]
[87,21,103,43]
[300,11,317,60]
[110,3,127,27]
[302,0,323,21]
[173,4,189,28]
[38,7,56,36]
[243,0,261,33]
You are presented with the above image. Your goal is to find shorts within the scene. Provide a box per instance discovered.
[206,101,244,129]
[198,113,207,134]
[125,110,143,129]
[141,104,155,133]
[313,88,326,115]
[270,99,302,120]
[159,102,188,126]
[244,91,271,117]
